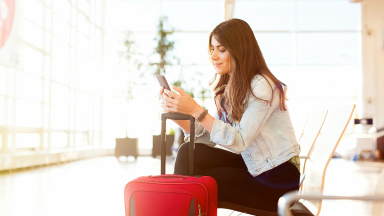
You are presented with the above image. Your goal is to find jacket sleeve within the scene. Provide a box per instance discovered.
[209,77,278,154]
[182,109,220,141]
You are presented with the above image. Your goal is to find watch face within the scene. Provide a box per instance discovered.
[0,0,15,49]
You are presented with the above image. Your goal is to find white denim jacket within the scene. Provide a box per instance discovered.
[182,75,300,177]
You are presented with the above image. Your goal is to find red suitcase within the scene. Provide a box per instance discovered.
[124,113,218,216]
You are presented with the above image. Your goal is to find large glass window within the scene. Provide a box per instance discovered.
[95,0,102,27]
[23,20,44,49]
[23,0,44,27]
[52,37,70,63]
[75,133,88,147]
[51,105,68,130]
[51,83,69,107]
[105,1,160,32]
[53,0,71,22]
[53,15,71,43]
[51,132,68,148]
[16,71,42,102]
[169,33,211,65]
[0,96,4,126]
[161,1,222,31]
[0,67,6,95]
[0,0,106,153]
[233,0,362,126]
[75,90,89,131]
[234,0,295,31]
[15,133,40,149]
[24,46,43,77]
[296,33,359,65]
[46,9,52,32]
[52,59,70,85]
[16,99,41,128]
[296,0,361,31]
[254,33,292,66]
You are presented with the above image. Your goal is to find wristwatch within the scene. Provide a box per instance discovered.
[196,109,208,122]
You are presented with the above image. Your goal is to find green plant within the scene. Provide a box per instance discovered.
[168,128,175,135]
[150,16,178,75]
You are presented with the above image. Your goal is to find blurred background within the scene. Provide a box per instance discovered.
[0,0,384,215]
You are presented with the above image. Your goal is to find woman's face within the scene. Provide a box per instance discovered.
[210,36,232,76]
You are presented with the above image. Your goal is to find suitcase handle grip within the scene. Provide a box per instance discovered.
[150,174,189,179]
[161,113,192,121]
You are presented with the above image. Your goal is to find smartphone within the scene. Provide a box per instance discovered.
[156,74,174,98]
[155,74,171,91]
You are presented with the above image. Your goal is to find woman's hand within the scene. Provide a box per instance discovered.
[159,86,165,100]
[161,86,204,117]
[159,86,171,113]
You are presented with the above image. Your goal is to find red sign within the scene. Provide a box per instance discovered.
[0,0,15,49]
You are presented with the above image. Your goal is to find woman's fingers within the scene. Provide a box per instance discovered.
[162,88,192,114]
[161,103,175,113]
[163,94,178,106]
[171,86,188,96]
[159,86,164,100]
[161,102,168,113]
[162,96,179,113]
[164,89,178,99]
[164,106,176,113]
[161,86,198,116]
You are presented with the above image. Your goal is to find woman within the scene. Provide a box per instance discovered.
[159,19,300,212]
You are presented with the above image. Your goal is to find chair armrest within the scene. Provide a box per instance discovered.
[278,190,384,216]
[299,156,310,159]
[299,173,306,187]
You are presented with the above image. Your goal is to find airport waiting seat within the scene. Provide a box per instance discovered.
[279,167,384,216]
[219,104,355,216]
[298,110,328,176]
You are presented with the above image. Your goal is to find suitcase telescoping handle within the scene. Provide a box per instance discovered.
[161,113,195,176]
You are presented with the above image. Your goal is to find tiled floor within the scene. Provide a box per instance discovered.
[0,156,383,216]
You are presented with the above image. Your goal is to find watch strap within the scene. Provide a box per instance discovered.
[196,109,208,122]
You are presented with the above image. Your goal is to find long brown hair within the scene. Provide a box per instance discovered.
[208,19,287,123]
